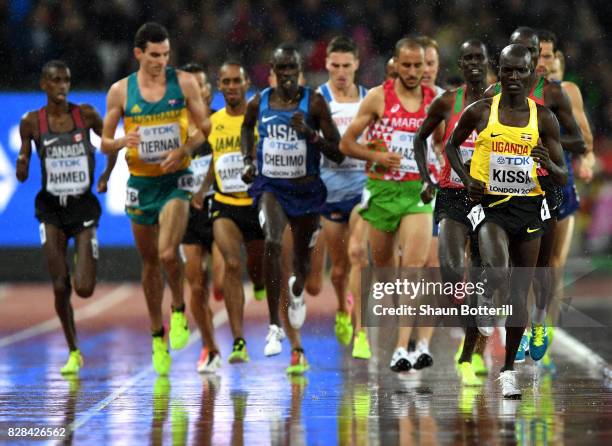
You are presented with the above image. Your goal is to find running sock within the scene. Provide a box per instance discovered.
[152,327,165,338]
[171,303,186,313]
[532,306,546,324]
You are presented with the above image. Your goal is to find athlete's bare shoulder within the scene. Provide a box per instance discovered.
[19,111,39,139]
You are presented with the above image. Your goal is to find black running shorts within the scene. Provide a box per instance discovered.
[210,199,264,243]
[35,190,101,238]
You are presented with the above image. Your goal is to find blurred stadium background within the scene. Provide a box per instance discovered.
[0,0,610,280]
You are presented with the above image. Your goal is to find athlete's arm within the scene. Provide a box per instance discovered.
[81,104,117,193]
[415,92,452,200]
[292,92,344,164]
[179,71,211,137]
[241,94,260,184]
[340,86,401,169]
[446,100,487,201]
[533,106,568,186]
[192,158,215,210]
[547,83,586,155]
[101,80,132,154]
[562,81,594,182]
[16,112,36,182]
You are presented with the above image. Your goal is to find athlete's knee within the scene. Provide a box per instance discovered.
[159,247,179,267]
[74,278,95,298]
[52,276,71,301]
[348,243,367,267]
[224,255,242,276]
[330,263,347,291]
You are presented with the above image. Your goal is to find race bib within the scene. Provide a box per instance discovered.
[261,137,307,178]
[177,172,195,191]
[488,154,535,195]
[215,152,248,193]
[389,131,418,174]
[125,187,139,207]
[359,188,372,210]
[541,198,551,221]
[188,155,212,193]
[322,154,366,171]
[138,123,181,164]
[468,204,485,231]
[45,156,90,196]
[450,146,475,186]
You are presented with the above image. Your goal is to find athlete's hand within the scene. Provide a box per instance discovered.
[125,127,141,147]
[161,147,188,173]
[241,159,256,184]
[191,190,205,210]
[290,112,315,140]
[374,151,402,170]
[97,172,110,193]
[15,155,29,182]
[575,152,595,183]
[467,177,486,202]
[420,181,436,204]
[531,145,551,170]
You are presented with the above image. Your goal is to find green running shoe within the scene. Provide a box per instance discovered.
[352,330,372,360]
[169,309,190,350]
[153,335,172,376]
[228,338,250,363]
[458,362,482,387]
[286,348,310,375]
[472,353,489,376]
[335,311,353,346]
[253,286,266,301]
[60,350,83,375]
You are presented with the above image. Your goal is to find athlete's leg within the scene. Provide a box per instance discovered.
[183,243,218,352]
[246,239,265,290]
[321,218,350,313]
[438,219,469,287]
[418,234,439,348]
[281,229,302,349]
[131,222,164,332]
[43,224,75,350]
[213,218,246,340]
[534,217,557,318]
[348,209,369,334]
[211,242,225,300]
[158,198,190,309]
[72,227,97,298]
[260,192,288,327]
[305,227,325,296]
[288,213,320,297]
[396,213,432,349]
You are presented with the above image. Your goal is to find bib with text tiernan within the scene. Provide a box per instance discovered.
[261,123,307,179]
[470,94,542,196]
[138,123,181,164]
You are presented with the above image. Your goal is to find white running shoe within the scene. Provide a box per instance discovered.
[264,324,286,356]
[288,275,306,329]
[498,370,521,399]
[389,347,412,372]
[197,349,222,374]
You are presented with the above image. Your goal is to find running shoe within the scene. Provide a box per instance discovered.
[197,348,222,373]
[60,350,83,375]
[476,294,495,337]
[529,323,549,361]
[458,385,481,415]
[253,286,266,302]
[538,351,557,374]
[352,330,372,359]
[458,362,482,386]
[153,335,172,376]
[498,370,521,399]
[264,324,285,356]
[169,309,190,350]
[288,275,306,329]
[412,341,433,370]
[389,347,411,372]
[228,338,249,363]
[515,334,530,363]
[286,348,309,375]
[472,353,489,376]
[335,311,353,346]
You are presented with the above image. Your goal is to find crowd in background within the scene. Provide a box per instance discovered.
[1,0,610,255]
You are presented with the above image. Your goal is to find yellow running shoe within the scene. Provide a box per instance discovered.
[286,348,310,375]
[458,362,482,387]
[228,338,250,364]
[472,353,489,376]
[352,330,372,359]
[60,350,83,375]
[153,336,172,376]
[253,286,266,301]
[169,310,190,350]
[335,312,353,346]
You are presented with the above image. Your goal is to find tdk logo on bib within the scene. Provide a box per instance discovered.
[143,125,176,136]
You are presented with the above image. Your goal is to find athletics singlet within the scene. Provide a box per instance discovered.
[318,82,367,202]
[36,104,95,196]
[209,108,253,206]
[366,79,435,181]
[470,94,542,196]
[124,67,190,176]
[439,86,478,189]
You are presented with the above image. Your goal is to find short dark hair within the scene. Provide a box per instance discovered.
[394,37,424,58]
[416,36,439,55]
[134,22,169,51]
[180,63,205,73]
[326,36,359,58]
[219,60,248,79]
[41,60,69,78]
[272,43,302,66]
[538,29,558,52]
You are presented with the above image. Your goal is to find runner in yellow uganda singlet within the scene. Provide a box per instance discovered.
[469,93,547,240]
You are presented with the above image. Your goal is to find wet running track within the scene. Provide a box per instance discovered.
[0,283,611,445]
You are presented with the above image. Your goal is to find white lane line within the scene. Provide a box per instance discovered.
[0,284,134,348]
[552,327,612,377]
[68,289,252,434]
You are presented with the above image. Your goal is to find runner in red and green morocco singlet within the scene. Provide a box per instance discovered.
[414,39,490,385]
[340,37,436,373]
